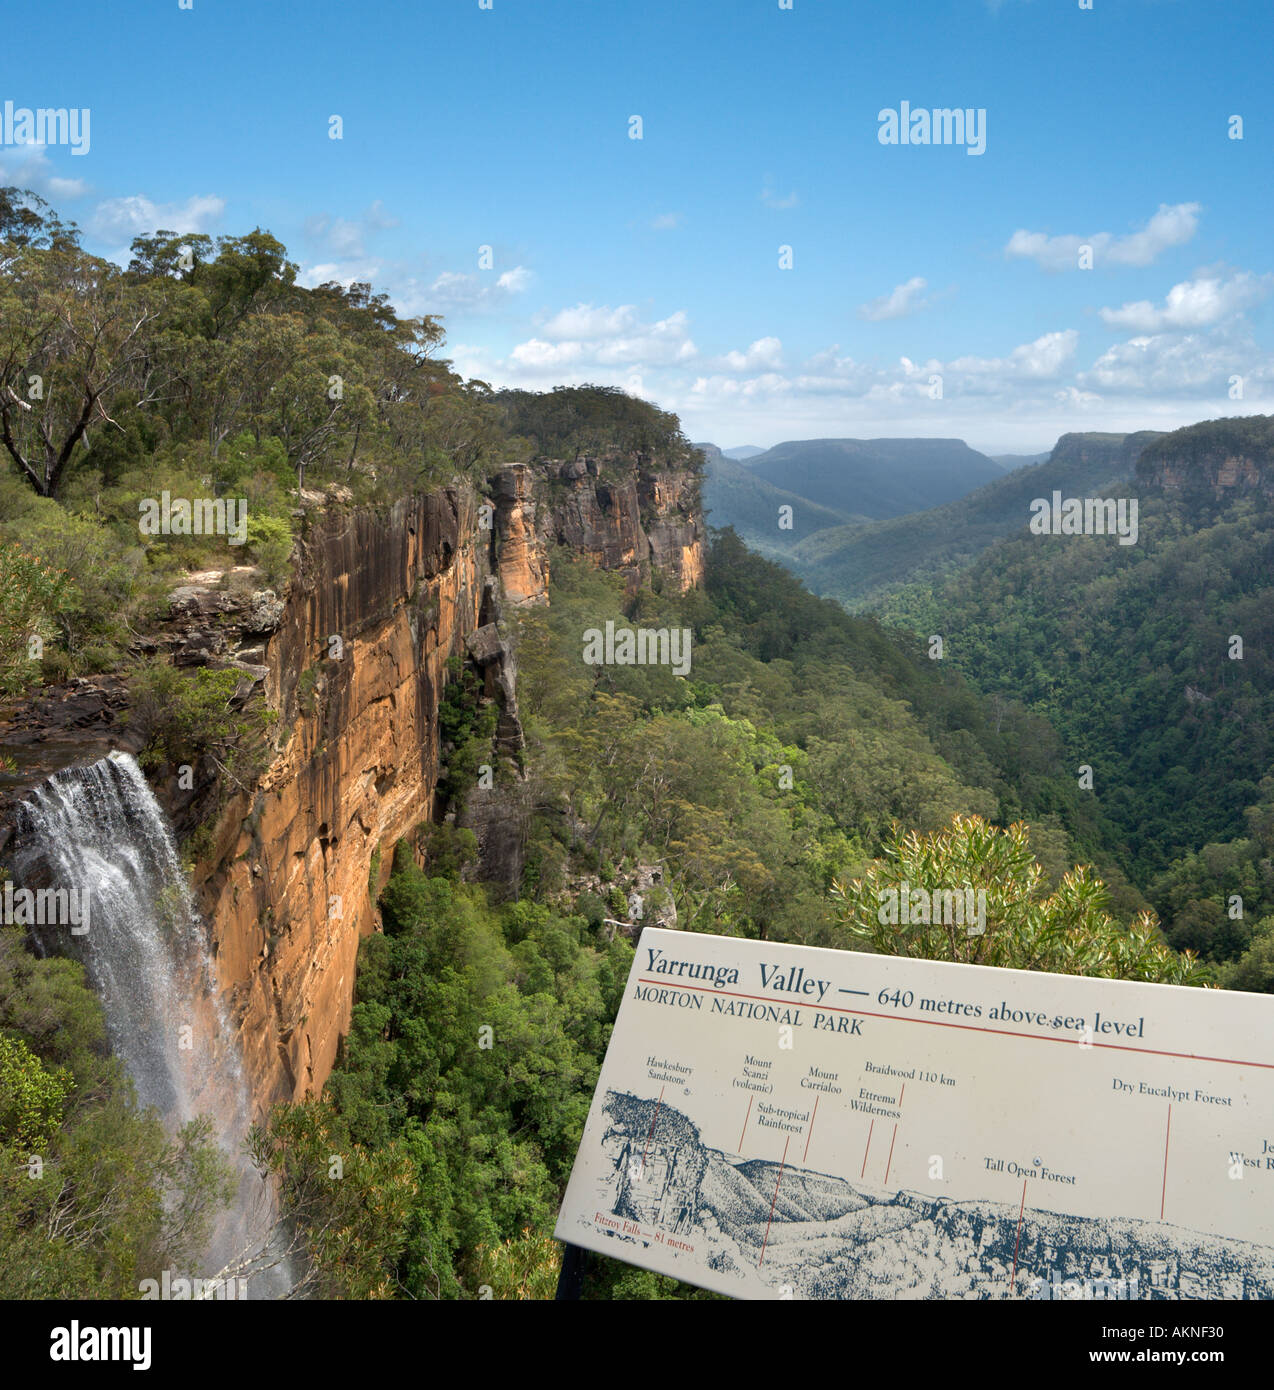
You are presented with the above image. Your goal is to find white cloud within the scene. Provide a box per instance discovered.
[689,333,1071,406]
[689,372,793,401]
[592,310,697,365]
[0,144,89,200]
[539,303,638,340]
[415,266,533,312]
[651,212,683,230]
[298,259,384,290]
[711,337,784,371]
[1005,202,1201,271]
[510,338,585,368]
[859,276,930,322]
[516,304,696,367]
[1099,269,1273,333]
[452,313,1274,452]
[1054,386,1102,408]
[296,202,414,299]
[452,303,698,392]
[497,266,533,293]
[88,193,225,243]
[949,329,1079,379]
[297,257,533,318]
[1078,331,1264,394]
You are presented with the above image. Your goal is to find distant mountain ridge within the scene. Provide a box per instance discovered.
[990,452,1050,472]
[747,437,1003,519]
[786,431,1164,609]
[877,414,1274,887]
[696,442,866,559]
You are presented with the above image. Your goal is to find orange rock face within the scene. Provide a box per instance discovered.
[191,455,703,1113]
[194,492,494,1109]
[642,466,705,592]
[493,464,549,605]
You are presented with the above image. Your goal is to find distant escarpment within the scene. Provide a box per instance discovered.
[1049,429,1165,477]
[1136,415,1274,500]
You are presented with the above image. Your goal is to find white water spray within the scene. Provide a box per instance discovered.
[9,751,291,1296]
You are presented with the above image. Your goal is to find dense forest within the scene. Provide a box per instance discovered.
[0,187,702,697]
[880,429,1274,989]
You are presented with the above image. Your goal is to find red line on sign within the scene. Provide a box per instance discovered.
[758,1135,790,1268]
[884,1122,899,1185]
[1009,1179,1027,1291]
[738,1094,753,1153]
[1160,1103,1172,1219]
[803,1094,819,1164]
[634,979,1270,1069]
[641,1085,665,1171]
[898,1082,906,1108]
[860,1119,875,1178]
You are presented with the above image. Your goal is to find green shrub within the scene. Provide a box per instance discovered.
[246,512,294,589]
[0,541,72,696]
[14,512,140,671]
[0,1034,72,1149]
[418,824,478,878]
[126,661,276,783]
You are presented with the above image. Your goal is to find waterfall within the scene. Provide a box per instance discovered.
[7,751,292,1297]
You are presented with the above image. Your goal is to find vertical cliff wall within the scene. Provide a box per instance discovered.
[185,453,703,1111]
[192,490,489,1108]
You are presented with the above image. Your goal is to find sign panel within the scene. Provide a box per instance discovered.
[555,929,1274,1299]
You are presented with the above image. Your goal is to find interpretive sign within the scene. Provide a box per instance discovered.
[555,929,1274,1299]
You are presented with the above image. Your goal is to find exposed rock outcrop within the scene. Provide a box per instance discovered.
[540,453,704,594]
[492,465,548,605]
[1049,430,1164,478]
[1135,416,1274,500]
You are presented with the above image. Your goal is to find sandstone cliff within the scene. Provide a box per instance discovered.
[0,450,704,1114]
[192,490,489,1107]
[497,453,704,599]
[1048,429,1164,478]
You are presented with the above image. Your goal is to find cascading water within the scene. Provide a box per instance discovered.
[7,751,292,1297]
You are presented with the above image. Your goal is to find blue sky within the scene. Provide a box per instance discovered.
[3,0,1271,452]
